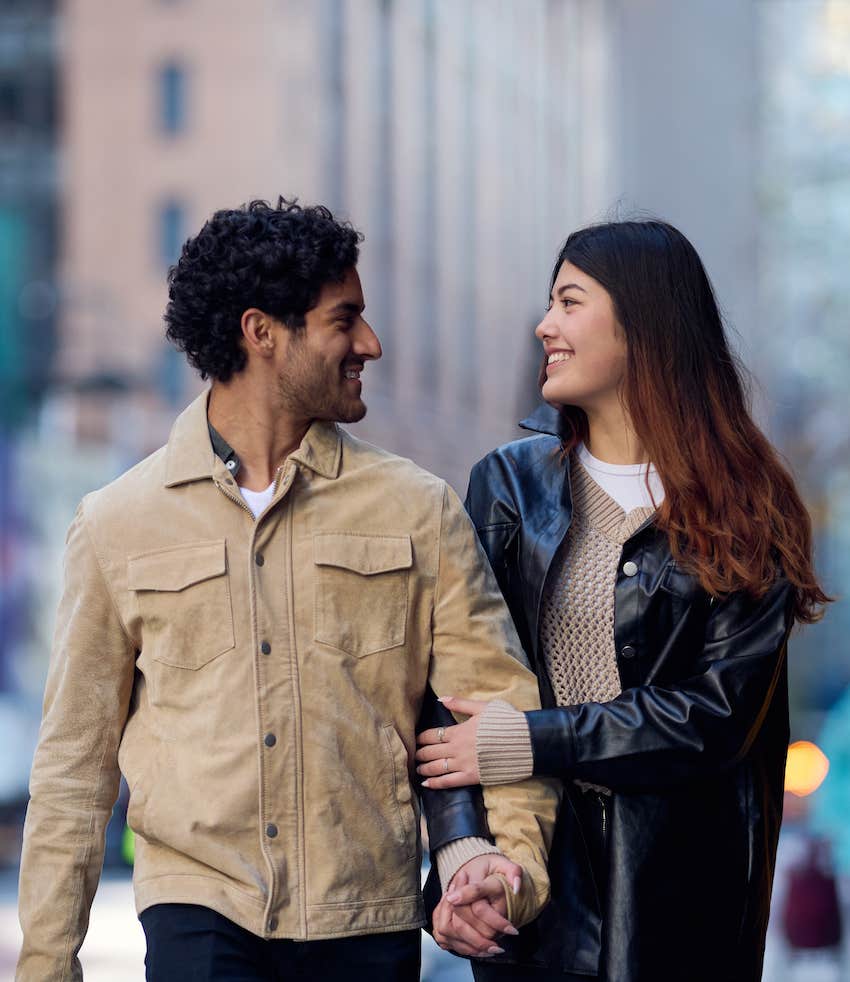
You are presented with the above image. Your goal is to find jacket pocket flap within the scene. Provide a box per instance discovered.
[128,539,227,592]
[313,533,412,575]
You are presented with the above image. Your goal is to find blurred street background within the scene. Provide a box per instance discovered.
[1,0,849,978]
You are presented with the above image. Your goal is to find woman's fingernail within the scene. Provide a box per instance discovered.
[512,876,522,894]
[437,696,454,702]
[504,926,519,936]
[488,946,505,955]
[421,780,431,788]
[446,892,460,903]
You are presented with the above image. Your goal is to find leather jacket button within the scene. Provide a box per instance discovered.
[264,733,277,748]
[623,560,638,576]
[266,823,278,838]
[268,916,278,932]
[255,553,265,567]
[621,644,637,659]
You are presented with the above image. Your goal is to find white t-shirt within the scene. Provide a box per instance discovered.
[239,480,276,519]
[576,443,665,513]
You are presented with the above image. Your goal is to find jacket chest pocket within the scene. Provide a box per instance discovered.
[660,561,704,620]
[313,532,412,657]
[128,539,235,670]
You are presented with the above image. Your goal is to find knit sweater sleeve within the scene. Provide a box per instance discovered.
[434,836,503,892]
[476,700,534,785]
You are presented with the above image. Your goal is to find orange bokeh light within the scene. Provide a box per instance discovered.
[785,740,830,797]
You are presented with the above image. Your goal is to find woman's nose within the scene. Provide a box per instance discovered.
[535,311,555,340]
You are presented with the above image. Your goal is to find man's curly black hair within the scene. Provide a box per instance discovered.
[164,197,362,382]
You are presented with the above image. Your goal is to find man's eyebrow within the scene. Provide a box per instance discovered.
[549,282,588,300]
[327,301,364,316]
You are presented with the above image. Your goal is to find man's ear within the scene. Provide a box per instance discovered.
[241,308,278,360]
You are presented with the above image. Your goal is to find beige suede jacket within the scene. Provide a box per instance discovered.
[17,391,560,981]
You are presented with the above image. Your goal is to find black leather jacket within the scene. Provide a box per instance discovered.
[426,404,794,982]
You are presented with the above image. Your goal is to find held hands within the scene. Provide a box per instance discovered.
[421,698,524,956]
[416,697,490,789]
[432,853,523,958]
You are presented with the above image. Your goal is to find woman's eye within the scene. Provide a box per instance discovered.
[562,298,576,309]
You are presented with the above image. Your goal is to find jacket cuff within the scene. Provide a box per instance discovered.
[476,700,534,785]
[434,836,502,893]
[526,708,576,777]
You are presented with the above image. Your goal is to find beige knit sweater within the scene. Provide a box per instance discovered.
[476,457,655,785]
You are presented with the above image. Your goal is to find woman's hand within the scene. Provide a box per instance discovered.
[416,697,489,789]
[431,853,522,957]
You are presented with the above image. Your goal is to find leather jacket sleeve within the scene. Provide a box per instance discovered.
[464,460,533,656]
[526,576,794,791]
[417,685,491,851]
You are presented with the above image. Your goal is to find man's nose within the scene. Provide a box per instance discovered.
[354,318,382,361]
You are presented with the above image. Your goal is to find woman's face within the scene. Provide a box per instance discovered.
[535,260,627,412]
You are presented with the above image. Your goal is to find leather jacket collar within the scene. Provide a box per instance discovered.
[518,402,569,440]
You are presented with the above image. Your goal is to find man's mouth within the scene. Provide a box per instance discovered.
[343,365,363,381]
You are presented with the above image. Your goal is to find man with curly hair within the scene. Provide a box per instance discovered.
[16,199,559,981]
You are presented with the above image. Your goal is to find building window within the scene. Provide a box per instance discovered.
[159,62,187,135]
[158,200,185,267]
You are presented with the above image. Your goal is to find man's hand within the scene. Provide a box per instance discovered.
[432,853,523,958]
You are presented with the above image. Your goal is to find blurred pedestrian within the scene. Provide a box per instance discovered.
[417,220,830,981]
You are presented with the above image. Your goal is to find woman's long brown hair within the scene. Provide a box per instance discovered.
[547,221,829,623]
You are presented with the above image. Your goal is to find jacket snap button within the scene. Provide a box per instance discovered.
[264,733,277,748]
[623,561,638,576]
[621,645,637,659]
[261,641,271,655]
[268,916,278,932]
[255,553,265,567]
[266,823,278,838]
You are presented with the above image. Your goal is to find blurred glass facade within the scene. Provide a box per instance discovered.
[759,0,850,723]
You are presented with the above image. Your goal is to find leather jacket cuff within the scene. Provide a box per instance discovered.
[526,708,576,777]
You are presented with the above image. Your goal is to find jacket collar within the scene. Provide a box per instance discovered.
[519,402,569,441]
[288,420,342,480]
[164,390,219,487]
[164,389,342,487]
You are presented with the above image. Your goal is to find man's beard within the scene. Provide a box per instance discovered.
[276,362,367,424]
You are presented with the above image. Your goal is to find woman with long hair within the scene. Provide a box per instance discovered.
[416,220,829,981]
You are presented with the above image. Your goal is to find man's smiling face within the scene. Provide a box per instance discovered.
[273,267,382,423]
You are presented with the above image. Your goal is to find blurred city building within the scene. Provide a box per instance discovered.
[759,0,850,718]
[0,0,58,431]
[56,0,618,484]
[0,0,60,823]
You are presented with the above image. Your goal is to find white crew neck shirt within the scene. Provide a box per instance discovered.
[576,443,665,513]
[239,480,276,519]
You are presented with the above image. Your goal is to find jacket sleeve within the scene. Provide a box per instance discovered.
[426,483,561,927]
[17,501,136,982]
[418,686,492,850]
[526,576,794,792]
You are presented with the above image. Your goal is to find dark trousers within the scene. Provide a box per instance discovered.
[472,965,594,982]
[140,904,420,982]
